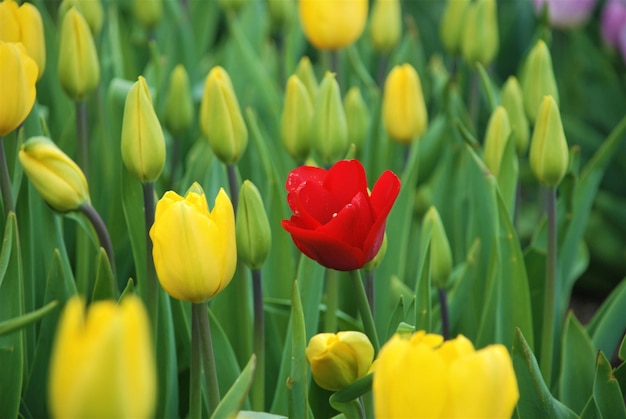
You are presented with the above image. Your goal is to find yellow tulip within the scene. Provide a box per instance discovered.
[439,0,470,55]
[58,7,100,101]
[306,331,374,391]
[150,184,237,303]
[369,0,402,53]
[298,0,368,50]
[373,331,519,418]
[461,0,499,66]
[0,41,37,136]
[0,0,46,77]
[19,136,90,212]
[59,0,104,35]
[382,63,428,144]
[236,180,272,270]
[521,40,559,124]
[132,0,162,28]
[281,74,313,162]
[48,296,156,419]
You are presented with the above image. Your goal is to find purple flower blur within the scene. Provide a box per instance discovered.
[601,0,626,62]
[534,0,597,28]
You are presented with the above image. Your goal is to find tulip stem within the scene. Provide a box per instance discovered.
[251,268,265,411]
[437,287,450,340]
[80,203,117,283]
[142,182,159,331]
[190,304,203,419]
[76,101,89,180]
[540,186,557,386]
[350,270,380,354]
[324,269,339,332]
[191,302,220,416]
[364,270,375,316]
[227,164,239,212]
[0,137,14,218]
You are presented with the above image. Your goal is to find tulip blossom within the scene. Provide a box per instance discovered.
[298,0,368,50]
[0,0,46,77]
[0,41,37,136]
[601,0,626,62]
[534,0,596,28]
[150,184,237,303]
[282,159,400,271]
[373,331,519,418]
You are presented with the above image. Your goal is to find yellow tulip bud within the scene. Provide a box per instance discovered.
[306,331,374,391]
[298,0,368,50]
[19,136,90,213]
[200,66,248,165]
[150,184,237,303]
[374,332,519,418]
[121,76,166,183]
[422,207,453,288]
[267,0,294,29]
[483,106,512,178]
[0,0,45,78]
[281,75,313,162]
[501,76,529,156]
[58,7,100,101]
[48,296,156,419]
[0,41,37,136]
[295,56,319,101]
[311,72,349,166]
[369,0,402,53]
[163,65,194,138]
[529,96,569,187]
[521,40,559,123]
[343,86,370,151]
[132,0,162,28]
[236,180,271,270]
[439,0,470,55]
[461,0,499,66]
[59,0,104,35]
[382,63,428,144]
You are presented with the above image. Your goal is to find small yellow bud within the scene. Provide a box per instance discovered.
[422,207,453,288]
[121,76,166,183]
[382,63,428,144]
[483,106,512,178]
[236,180,272,270]
[163,65,194,138]
[529,96,569,187]
[461,0,499,66]
[0,0,46,78]
[59,0,104,35]
[521,40,559,124]
[132,0,162,28]
[281,75,313,162]
[311,72,349,166]
[439,0,470,55]
[266,0,294,29]
[19,136,90,212]
[369,0,402,53]
[58,7,100,101]
[200,66,248,165]
[306,331,374,391]
[295,56,319,102]
[0,41,38,136]
[298,0,368,50]
[343,86,370,151]
[501,76,529,156]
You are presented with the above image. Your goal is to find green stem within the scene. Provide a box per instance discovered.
[80,203,117,284]
[437,287,450,340]
[195,302,220,415]
[0,137,14,217]
[324,269,339,332]
[540,186,557,386]
[349,270,380,354]
[189,303,203,419]
[142,182,158,330]
[227,164,239,212]
[468,70,481,129]
[76,101,89,181]
[251,269,265,411]
[364,270,375,316]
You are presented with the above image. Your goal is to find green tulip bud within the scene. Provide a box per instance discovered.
[121,76,166,183]
[199,66,248,165]
[132,0,162,28]
[529,96,568,187]
[236,180,271,269]
[58,7,99,101]
[501,76,529,156]
[281,75,313,162]
[369,0,402,53]
[343,87,370,152]
[59,0,103,35]
[19,136,90,212]
[295,56,319,103]
[439,0,470,55]
[461,0,499,66]
[163,65,194,138]
[219,0,245,13]
[483,106,512,178]
[266,0,294,30]
[520,40,559,124]
[311,72,349,166]
[364,233,387,271]
[422,206,452,289]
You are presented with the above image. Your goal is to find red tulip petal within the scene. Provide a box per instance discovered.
[369,170,401,218]
[286,165,327,193]
[362,218,387,261]
[324,160,369,208]
[318,192,375,248]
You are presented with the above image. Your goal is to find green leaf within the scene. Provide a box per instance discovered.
[211,355,257,419]
[0,301,58,337]
[476,63,499,112]
[207,307,245,401]
[236,412,287,419]
[620,334,626,361]
[288,280,309,419]
[330,373,373,404]
[154,291,179,418]
[414,244,432,332]
[593,352,626,419]
[496,132,519,218]
[91,248,117,302]
[119,278,135,301]
[587,278,626,359]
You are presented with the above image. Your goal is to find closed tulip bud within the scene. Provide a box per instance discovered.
[306,331,374,391]
[501,76,529,156]
[439,0,470,54]
[382,63,428,144]
[374,331,519,418]
[58,7,100,101]
[0,0,46,78]
[59,0,104,35]
[311,72,349,166]
[48,296,156,419]
[364,232,387,271]
[299,0,368,50]
[369,0,402,53]
[343,87,370,151]
[200,66,248,165]
[236,180,271,269]
[461,0,499,66]
[121,76,166,183]
[483,106,512,178]
[150,184,237,303]
[281,75,313,161]
[132,0,162,28]
[0,41,37,136]
[267,0,294,29]
[19,136,90,213]
[520,40,559,123]
[164,65,194,138]
[219,0,245,13]
[529,96,569,187]
[422,207,452,288]
[295,56,319,101]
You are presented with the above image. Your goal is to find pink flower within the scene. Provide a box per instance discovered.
[534,0,597,28]
[601,0,626,46]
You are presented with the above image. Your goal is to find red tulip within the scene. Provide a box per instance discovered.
[282,160,400,271]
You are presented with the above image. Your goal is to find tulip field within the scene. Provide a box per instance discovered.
[2,0,626,418]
